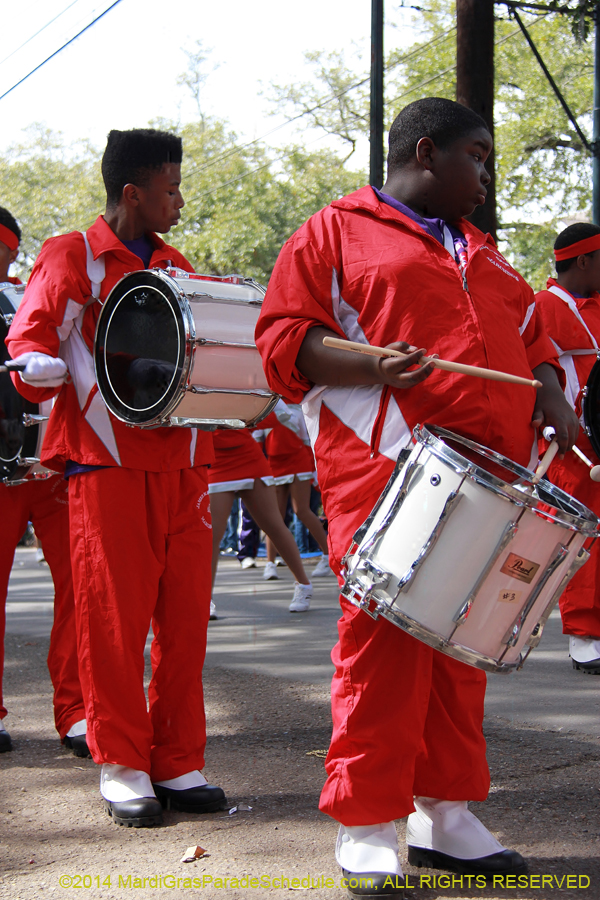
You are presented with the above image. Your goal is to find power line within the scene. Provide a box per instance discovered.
[0,0,81,70]
[0,0,124,103]
[182,25,457,180]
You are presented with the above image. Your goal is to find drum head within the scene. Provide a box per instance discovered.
[94,270,190,425]
[583,358,600,459]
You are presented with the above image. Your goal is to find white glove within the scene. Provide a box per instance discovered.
[13,352,68,387]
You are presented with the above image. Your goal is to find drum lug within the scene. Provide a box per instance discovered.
[452,520,520,627]
[350,448,413,547]
[341,559,391,618]
[502,543,570,649]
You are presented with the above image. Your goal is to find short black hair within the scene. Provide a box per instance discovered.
[387,97,489,171]
[555,222,600,273]
[101,128,183,206]
[0,206,21,243]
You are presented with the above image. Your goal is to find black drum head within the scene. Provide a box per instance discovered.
[583,358,600,460]
[94,271,188,425]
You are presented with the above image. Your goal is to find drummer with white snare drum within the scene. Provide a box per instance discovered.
[0,206,86,756]
[536,223,600,673]
[6,131,226,827]
[256,98,578,894]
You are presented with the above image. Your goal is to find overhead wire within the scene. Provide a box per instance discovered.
[182,25,457,180]
[0,0,124,103]
[0,0,82,70]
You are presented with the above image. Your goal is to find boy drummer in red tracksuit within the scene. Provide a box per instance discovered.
[0,206,85,756]
[535,223,600,673]
[256,98,577,895]
[6,130,226,827]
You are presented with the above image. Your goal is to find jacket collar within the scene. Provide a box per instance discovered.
[85,215,168,261]
[331,185,495,249]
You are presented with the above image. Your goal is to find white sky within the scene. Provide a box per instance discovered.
[0,0,419,167]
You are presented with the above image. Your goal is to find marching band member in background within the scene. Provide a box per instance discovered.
[256,98,577,895]
[209,426,313,614]
[6,131,226,826]
[260,405,334,580]
[0,207,86,756]
[535,223,600,673]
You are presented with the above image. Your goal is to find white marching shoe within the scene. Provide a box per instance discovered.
[263,561,280,581]
[406,797,526,876]
[336,823,404,898]
[289,581,312,612]
[100,764,163,828]
[569,635,600,672]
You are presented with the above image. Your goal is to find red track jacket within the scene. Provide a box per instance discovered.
[256,186,560,524]
[7,216,213,473]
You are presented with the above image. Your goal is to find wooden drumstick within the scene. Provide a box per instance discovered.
[532,439,559,484]
[572,444,600,482]
[0,363,25,373]
[322,336,542,389]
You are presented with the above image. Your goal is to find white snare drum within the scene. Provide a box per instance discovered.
[94,269,278,428]
[342,424,600,673]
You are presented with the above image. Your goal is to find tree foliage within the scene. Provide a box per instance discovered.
[269,0,597,289]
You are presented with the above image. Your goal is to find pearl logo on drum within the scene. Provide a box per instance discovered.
[500,553,541,585]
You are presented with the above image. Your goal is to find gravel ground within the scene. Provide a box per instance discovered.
[1,631,599,900]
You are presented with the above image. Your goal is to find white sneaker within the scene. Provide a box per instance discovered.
[35,546,46,564]
[312,554,334,577]
[240,557,256,569]
[209,601,217,620]
[289,582,312,612]
[263,561,280,580]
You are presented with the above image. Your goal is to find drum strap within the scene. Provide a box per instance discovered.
[547,284,599,351]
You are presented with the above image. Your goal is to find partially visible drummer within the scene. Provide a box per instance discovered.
[535,223,600,673]
[256,98,578,895]
[6,130,226,827]
[0,206,85,756]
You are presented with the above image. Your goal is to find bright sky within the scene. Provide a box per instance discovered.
[0,0,419,166]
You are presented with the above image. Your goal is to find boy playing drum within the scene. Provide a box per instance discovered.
[256,98,577,894]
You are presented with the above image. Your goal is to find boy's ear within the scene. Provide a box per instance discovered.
[415,137,435,171]
[122,183,140,207]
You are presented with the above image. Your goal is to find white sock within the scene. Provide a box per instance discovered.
[100,764,155,802]
[154,770,208,790]
[335,822,403,875]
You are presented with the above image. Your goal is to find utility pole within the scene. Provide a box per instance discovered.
[456,0,497,238]
[370,0,384,188]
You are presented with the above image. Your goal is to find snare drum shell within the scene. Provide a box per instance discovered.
[344,432,593,671]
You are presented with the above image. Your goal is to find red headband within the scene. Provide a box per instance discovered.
[554,234,600,261]
[0,222,19,252]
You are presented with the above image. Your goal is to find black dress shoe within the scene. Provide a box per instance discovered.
[63,734,92,758]
[572,657,600,673]
[408,845,527,877]
[0,729,12,753]
[104,797,163,827]
[341,869,405,898]
[152,782,227,813]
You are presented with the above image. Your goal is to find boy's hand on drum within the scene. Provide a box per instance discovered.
[531,363,579,457]
[377,342,436,389]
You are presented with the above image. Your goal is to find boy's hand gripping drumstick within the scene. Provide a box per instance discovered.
[322,336,542,389]
[532,439,559,484]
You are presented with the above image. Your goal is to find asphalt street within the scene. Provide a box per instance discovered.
[6,547,600,737]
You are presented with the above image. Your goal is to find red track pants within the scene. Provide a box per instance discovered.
[1,476,84,738]
[547,437,600,637]
[68,467,212,781]
[320,500,490,826]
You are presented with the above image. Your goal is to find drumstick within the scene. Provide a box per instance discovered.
[0,363,25,373]
[532,439,559,484]
[322,336,542,389]
[572,444,600,482]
